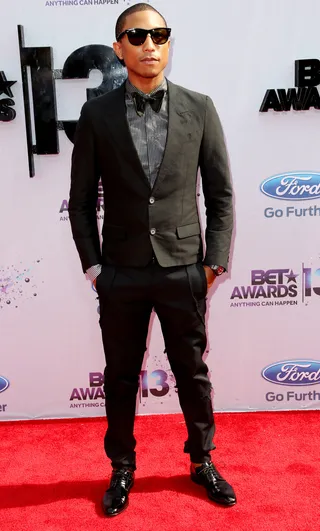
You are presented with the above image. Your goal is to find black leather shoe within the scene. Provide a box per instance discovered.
[102,467,135,517]
[191,462,236,507]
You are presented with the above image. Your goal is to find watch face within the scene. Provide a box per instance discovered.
[212,265,225,276]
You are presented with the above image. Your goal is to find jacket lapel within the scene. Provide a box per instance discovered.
[152,80,193,192]
[101,80,192,192]
[102,83,151,190]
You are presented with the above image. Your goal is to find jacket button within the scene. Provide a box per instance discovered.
[149,197,155,204]
[150,228,156,235]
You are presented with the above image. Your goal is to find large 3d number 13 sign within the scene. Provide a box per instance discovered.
[18,25,127,177]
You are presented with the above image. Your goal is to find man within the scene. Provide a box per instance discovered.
[69,2,236,517]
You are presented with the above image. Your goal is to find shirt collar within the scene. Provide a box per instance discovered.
[125,77,167,98]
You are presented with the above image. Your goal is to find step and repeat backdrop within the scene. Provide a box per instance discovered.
[1,0,320,421]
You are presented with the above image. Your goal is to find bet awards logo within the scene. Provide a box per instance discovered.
[70,370,175,409]
[230,265,320,308]
[45,0,120,5]
[45,0,147,6]
[0,72,16,122]
[59,181,104,222]
[260,59,320,112]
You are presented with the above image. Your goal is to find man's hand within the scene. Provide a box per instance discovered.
[203,265,216,290]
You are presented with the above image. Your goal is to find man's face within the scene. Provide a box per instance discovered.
[113,10,170,80]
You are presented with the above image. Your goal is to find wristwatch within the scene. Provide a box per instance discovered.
[209,265,225,276]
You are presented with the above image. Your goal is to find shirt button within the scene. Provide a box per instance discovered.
[150,228,156,235]
[149,197,155,204]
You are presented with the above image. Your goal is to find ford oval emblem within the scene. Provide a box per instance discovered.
[262,360,320,386]
[260,172,320,201]
[0,376,9,393]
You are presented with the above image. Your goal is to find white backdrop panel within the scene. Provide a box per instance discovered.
[1,0,319,420]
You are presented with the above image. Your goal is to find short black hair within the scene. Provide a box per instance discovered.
[115,3,167,40]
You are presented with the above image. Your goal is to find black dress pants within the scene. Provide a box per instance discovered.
[96,260,215,470]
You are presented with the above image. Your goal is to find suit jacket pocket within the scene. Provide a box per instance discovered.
[176,222,200,239]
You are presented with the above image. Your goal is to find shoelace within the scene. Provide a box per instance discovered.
[199,463,222,483]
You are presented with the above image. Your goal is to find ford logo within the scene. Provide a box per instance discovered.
[260,172,320,200]
[262,360,320,386]
[0,376,9,393]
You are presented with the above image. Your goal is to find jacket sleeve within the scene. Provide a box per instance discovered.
[199,96,233,271]
[68,102,102,273]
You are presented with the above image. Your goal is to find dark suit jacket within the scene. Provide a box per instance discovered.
[69,80,233,272]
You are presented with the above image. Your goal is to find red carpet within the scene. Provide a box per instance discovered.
[0,411,319,531]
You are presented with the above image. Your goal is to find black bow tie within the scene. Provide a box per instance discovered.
[131,90,165,116]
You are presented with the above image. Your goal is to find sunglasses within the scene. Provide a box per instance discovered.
[117,27,171,46]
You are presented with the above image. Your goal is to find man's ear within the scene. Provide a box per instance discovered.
[113,41,126,67]
[113,41,123,62]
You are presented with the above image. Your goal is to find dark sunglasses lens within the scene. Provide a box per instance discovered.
[151,29,170,44]
[127,29,147,46]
